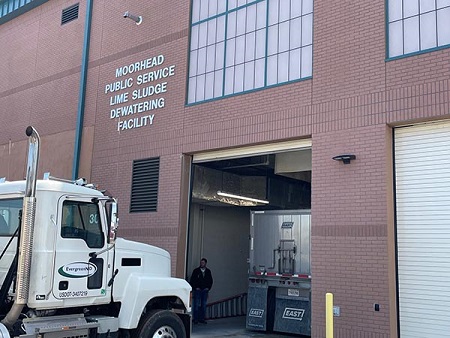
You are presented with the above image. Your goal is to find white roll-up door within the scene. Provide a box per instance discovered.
[395,120,450,338]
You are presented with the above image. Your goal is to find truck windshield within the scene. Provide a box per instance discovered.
[0,198,22,236]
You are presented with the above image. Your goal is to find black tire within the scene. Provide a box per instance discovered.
[134,310,186,338]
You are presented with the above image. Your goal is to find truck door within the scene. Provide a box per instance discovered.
[52,197,111,303]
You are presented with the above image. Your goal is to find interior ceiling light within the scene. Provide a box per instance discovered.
[217,191,269,204]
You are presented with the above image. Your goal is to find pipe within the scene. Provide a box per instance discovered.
[72,0,93,180]
[1,126,40,328]
[23,126,40,198]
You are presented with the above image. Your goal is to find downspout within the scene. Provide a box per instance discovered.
[72,0,93,180]
[1,126,40,328]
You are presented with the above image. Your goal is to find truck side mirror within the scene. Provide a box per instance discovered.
[108,201,119,244]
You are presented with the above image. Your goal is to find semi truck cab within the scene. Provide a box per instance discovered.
[0,127,191,338]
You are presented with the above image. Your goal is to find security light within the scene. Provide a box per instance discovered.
[332,154,356,164]
[123,11,142,25]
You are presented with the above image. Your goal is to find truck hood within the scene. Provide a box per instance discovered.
[114,238,171,277]
[115,238,170,258]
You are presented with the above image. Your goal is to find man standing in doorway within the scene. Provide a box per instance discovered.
[190,258,213,324]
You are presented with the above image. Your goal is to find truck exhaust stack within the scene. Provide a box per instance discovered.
[1,126,40,328]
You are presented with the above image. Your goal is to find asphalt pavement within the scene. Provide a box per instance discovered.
[191,316,303,338]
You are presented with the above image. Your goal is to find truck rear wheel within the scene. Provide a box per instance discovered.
[134,310,186,338]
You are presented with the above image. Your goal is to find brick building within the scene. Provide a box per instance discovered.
[1,0,450,337]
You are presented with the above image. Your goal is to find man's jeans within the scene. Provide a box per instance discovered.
[193,288,209,322]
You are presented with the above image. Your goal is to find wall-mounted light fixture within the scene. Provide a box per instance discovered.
[332,154,356,164]
[123,11,142,25]
[217,191,269,204]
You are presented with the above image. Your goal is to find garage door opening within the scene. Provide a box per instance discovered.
[395,121,450,337]
[186,144,312,336]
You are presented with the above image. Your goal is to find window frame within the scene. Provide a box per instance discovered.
[386,0,450,60]
[60,199,105,249]
[0,0,49,24]
[0,198,22,237]
[187,0,314,105]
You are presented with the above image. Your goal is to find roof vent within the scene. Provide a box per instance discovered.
[61,3,79,25]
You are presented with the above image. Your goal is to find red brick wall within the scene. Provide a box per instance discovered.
[311,125,391,337]
[313,0,387,103]
[0,0,88,179]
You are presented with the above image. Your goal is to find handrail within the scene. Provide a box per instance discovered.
[206,292,247,307]
[206,292,247,319]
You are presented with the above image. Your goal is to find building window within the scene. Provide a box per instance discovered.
[130,157,160,213]
[1,0,27,18]
[388,0,450,58]
[0,0,44,20]
[188,0,313,104]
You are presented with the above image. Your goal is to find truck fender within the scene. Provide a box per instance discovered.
[0,323,10,338]
[114,273,191,329]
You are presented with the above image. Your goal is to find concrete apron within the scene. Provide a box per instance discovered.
[191,316,309,338]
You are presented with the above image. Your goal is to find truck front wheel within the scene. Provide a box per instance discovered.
[134,310,186,338]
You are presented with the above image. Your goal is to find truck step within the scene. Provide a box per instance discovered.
[22,314,99,338]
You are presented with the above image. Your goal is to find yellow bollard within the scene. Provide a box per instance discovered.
[326,293,334,338]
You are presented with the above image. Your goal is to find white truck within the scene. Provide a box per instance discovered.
[0,126,191,338]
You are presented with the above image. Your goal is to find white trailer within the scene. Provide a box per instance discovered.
[246,210,311,336]
[0,127,191,338]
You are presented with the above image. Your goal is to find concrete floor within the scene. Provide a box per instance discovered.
[191,316,307,338]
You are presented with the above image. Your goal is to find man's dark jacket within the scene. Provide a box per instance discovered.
[190,267,213,290]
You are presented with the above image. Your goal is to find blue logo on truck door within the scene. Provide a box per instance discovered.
[58,262,97,278]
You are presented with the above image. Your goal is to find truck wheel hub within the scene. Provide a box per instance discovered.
[152,325,177,338]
